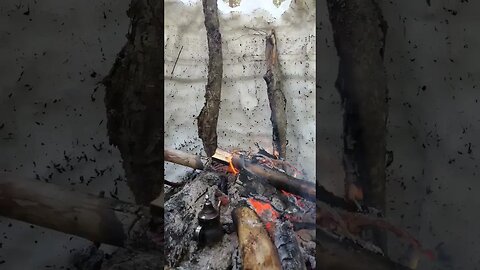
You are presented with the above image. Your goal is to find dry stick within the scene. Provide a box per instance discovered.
[264,29,287,160]
[0,174,148,247]
[197,0,223,157]
[170,45,183,75]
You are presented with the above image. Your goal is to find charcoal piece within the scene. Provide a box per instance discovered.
[273,220,307,270]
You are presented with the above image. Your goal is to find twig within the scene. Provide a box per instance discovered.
[170,46,184,75]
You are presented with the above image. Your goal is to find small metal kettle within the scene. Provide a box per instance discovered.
[194,194,223,246]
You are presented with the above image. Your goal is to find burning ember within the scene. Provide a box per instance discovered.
[247,198,279,233]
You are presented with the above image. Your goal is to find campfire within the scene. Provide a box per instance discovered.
[164,147,316,270]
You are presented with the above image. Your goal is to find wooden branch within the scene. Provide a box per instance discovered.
[232,207,282,270]
[232,154,316,202]
[197,0,223,157]
[164,148,205,170]
[0,174,146,247]
[326,0,389,249]
[264,29,287,159]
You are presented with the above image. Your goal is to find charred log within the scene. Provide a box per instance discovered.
[326,0,389,249]
[264,29,287,160]
[197,0,223,157]
[273,220,307,270]
[102,0,163,205]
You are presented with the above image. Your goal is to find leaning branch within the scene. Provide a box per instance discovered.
[197,0,223,157]
[327,0,389,249]
[264,29,287,159]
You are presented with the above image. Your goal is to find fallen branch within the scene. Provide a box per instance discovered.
[197,0,223,157]
[264,29,287,159]
[0,174,151,248]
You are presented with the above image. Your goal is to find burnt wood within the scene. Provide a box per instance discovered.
[197,0,223,157]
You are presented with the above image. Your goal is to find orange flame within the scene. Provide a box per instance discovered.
[281,190,305,209]
[248,198,279,235]
[227,156,239,175]
[247,198,279,220]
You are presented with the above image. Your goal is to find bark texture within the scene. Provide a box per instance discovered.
[103,0,163,204]
[197,0,223,157]
[264,30,287,160]
[326,0,389,248]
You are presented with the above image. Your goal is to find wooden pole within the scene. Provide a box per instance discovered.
[0,174,146,247]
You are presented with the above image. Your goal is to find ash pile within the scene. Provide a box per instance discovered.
[164,150,316,270]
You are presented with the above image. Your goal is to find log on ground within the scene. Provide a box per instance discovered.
[0,174,151,248]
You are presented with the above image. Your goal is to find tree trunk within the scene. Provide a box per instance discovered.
[326,0,389,249]
[102,0,163,205]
